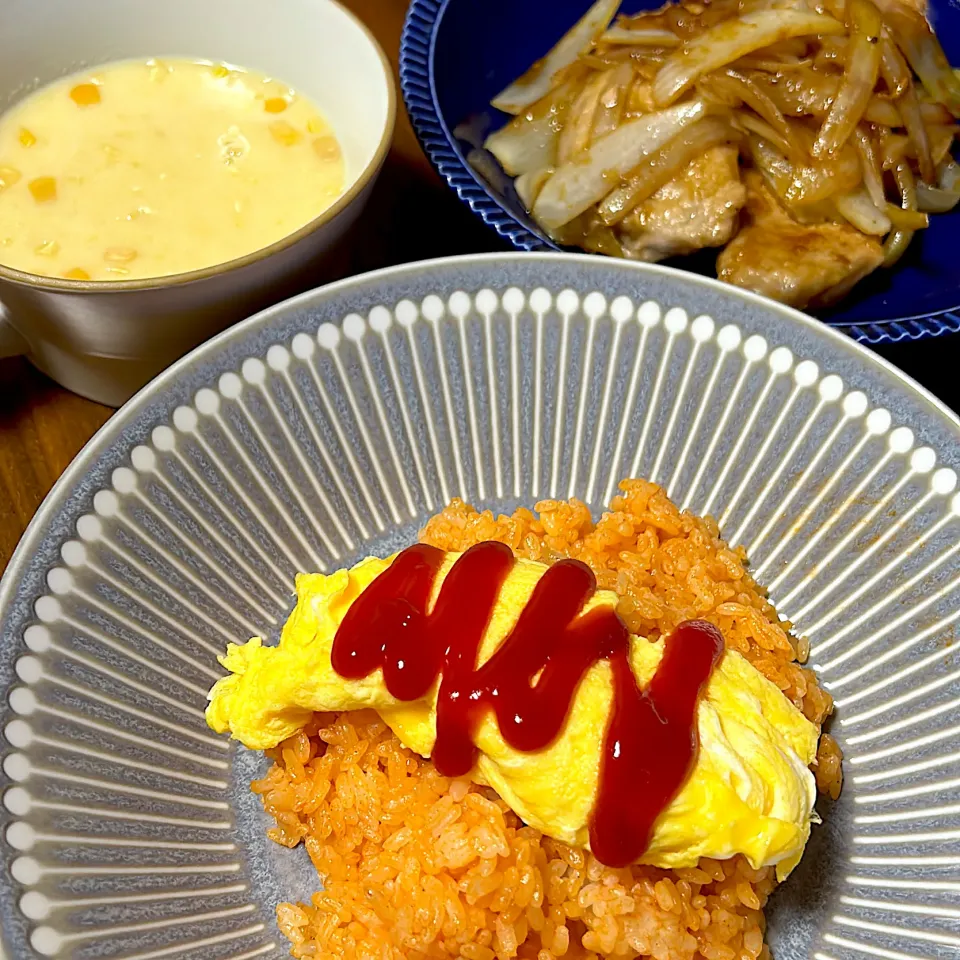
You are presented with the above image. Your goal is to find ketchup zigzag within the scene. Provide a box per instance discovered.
[332,540,725,867]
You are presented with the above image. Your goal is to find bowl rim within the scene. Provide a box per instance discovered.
[398,0,960,347]
[0,0,397,295]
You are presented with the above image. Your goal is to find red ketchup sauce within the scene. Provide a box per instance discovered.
[331,541,724,867]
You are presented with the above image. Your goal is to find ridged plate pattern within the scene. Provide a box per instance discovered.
[0,254,957,960]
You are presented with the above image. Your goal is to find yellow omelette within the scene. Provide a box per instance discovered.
[206,551,819,879]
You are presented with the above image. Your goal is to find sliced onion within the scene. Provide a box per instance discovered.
[812,0,883,157]
[759,70,838,117]
[532,100,707,230]
[484,80,576,176]
[880,131,910,169]
[822,0,846,20]
[787,143,862,205]
[748,133,796,200]
[626,78,658,114]
[652,10,844,107]
[853,125,887,210]
[927,124,959,167]
[556,69,614,164]
[736,0,801,13]
[834,188,892,234]
[920,101,954,125]
[940,159,960,191]
[862,96,901,126]
[733,55,814,71]
[581,220,625,257]
[915,158,960,211]
[787,161,862,205]
[879,34,910,99]
[491,0,621,114]
[882,229,912,265]
[601,26,681,46]
[915,182,960,212]
[515,168,553,209]
[581,51,627,69]
[875,0,960,115]
[701,69,803,160]
[885,202,929,229]
[883,160,918,267]
[816,35,848,68]
[735,110,796,159]
[592,63,634,141]
[598,116,740,224]
[661,3,703,37]
[899,82,935,183]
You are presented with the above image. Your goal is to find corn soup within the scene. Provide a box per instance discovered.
[0,58,345,280]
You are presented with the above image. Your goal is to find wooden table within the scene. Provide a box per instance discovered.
[0,0,957,572]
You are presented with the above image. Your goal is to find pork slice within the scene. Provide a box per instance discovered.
[617,145,747,262]
[717,171,884,309]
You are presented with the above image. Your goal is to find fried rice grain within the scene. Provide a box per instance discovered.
[255,479,839,960]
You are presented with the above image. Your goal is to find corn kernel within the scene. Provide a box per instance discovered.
[264,97,288,114]
[269,120,302,146]
[35,240,60,257]
[103,247,137,263]
[306,117,325,134]
[70,83,101,107]
[0,166,21,191]
[28,177,57,203]
[312,135,341,163]
[146,59,173,83]
[63,267,90,280]
[19,128,37,148]
[211,64,230,79]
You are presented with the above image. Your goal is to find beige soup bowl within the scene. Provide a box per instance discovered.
[0,0,395,406]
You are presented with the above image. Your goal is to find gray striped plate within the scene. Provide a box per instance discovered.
[0,253,958,960]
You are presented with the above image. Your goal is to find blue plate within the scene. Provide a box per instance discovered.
[400,0,960,344]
